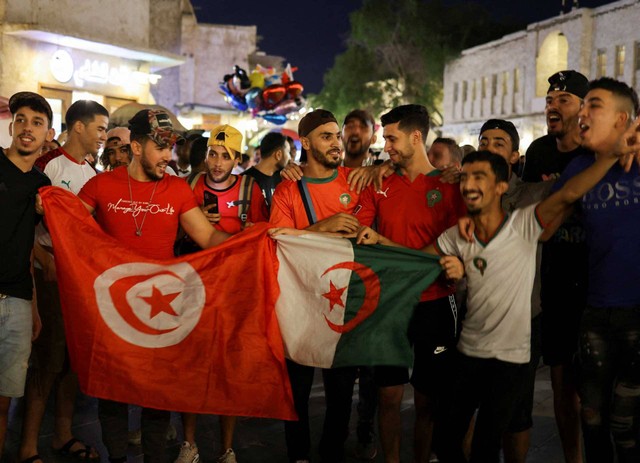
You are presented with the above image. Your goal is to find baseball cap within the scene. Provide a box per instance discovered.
[105,127,131,149]
[208,124,243,158]
[128,109,183,147]
[298,109,338,137]
[9,91,53,124]
[343,109,375,128]
[547,70,589,99]
[184,129,205,142]
[480,119,520,152]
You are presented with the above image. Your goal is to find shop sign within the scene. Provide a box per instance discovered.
[50,50,161,89]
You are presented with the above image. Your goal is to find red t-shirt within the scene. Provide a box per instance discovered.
[78,167,198,260]
[270,167,359,228]
[192,174,268,234]
[356,170,466,301]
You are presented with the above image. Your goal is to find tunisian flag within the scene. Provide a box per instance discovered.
[40,186,295,419]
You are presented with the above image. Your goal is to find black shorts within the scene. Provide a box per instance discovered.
[374,295,458,396]
[541,282,586,366]
[507,315,542,433]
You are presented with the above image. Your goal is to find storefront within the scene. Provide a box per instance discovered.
[0,29,183,145]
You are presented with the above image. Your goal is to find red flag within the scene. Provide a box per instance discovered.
[40,186,295,420]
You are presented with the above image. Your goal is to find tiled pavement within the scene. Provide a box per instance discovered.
[2,365,567,463]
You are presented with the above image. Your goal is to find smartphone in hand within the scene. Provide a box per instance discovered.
[203,190,219,213]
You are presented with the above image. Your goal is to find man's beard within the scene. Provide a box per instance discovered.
[141,154,163,181]
[345,139,369,159]
[17,148,38,157]
[311,146,341,168]
[207,168,233,184]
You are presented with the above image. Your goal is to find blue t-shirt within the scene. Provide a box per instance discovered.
[554,154,640,308]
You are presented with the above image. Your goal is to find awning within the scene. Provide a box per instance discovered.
[3,27,184,70]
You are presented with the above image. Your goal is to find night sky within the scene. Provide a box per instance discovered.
[191,0,617,95]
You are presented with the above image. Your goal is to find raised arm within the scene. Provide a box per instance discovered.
[536,154,617,227]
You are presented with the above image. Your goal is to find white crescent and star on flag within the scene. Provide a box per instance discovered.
[94,262,205,348]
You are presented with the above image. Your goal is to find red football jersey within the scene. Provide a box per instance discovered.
[270,167,359,228]
[193,174,268,234]
[356,170,466,301]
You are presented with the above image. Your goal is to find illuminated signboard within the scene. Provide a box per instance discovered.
[50,50,161,89]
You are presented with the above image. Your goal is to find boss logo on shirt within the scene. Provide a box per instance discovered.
[339,193,352,206]
[426,189,442,207]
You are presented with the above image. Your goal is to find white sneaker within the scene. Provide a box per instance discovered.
[174,442,200,463]
[217,448,237,463]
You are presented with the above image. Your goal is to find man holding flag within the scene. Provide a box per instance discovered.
[354,104,466,463]
[357,134,640,460]
[74,109,229,463]
[0,91,53,455]
[270,108,366,463]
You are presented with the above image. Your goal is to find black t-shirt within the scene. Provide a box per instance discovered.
[523,135,590,304]
[243,166,282,211]
[522,134,588,182]
[0,149,51,300]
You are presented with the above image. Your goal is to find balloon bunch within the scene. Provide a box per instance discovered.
[219,64,305,125]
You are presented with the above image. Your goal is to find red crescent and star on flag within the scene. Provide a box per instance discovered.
[141,286,181,318]
[109,272,183,335]
[320,261,381,334]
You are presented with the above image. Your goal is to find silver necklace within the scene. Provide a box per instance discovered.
[127,172,159,236]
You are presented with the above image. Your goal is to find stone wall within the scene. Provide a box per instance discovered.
[441,0,640,152]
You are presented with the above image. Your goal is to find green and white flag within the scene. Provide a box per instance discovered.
[274,234,443,368]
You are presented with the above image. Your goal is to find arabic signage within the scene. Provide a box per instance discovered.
[49,50,161,89]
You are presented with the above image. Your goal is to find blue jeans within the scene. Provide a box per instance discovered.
[0,295,32,397]
[578,306,640,463]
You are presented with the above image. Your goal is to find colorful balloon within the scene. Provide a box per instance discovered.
[262,84,286,109]
[262,113,288,125]
[249,71,265,89]
[220,63,305,124]
[245,87,263,110]
[285,81,304,99]
[273,99,299,116]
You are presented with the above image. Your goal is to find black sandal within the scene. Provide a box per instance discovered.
[54,438,100,461]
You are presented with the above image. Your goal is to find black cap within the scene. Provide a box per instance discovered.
[298,109,338,137]
[547,70,589,99]
[343,109,375,128]
[9,91,53,124]
[480,119,520,152]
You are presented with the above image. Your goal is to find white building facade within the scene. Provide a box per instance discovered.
[440,0,640,153]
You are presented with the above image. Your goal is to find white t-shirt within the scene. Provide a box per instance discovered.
[435,204,544,364]
[40,149,96,194]
[36,148,96,252]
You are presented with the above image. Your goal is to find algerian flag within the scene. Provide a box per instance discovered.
[275,234,443,368]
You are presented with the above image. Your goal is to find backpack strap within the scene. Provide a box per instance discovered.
[189,171,206,190]
[296,178,317,225]
[237,175,254,223]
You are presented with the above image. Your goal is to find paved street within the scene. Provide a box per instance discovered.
[3,365,567,463]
